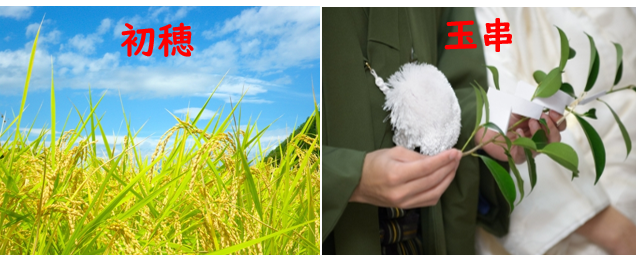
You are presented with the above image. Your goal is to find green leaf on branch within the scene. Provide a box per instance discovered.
[512,137,537,151]
[482,122,511,148]
[581,108,597,119]
[478,84,490,126]
[538,142,579,177]
[613,42,623,86]
[560,82,576,98]
[556,26,570,70]
[539,118,549,135]
[534,67,562,98]
[533,70,547,84]
[569,47,576,59]
[524,148,537,191]
[585,33,600,92]
[487,66,500,90]
[505,150,525,203]
[532,129,548,150]
[472,84,484,135]
[479,155,516,212]
[575,115,606,184]
[599,100,631,158]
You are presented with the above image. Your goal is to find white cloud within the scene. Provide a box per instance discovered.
[26,22,41,37]
[149,7,169,20]
[56,51,119,75]
[250,25,319,72]
[1,7,315,103]
[0,6,32,20]
[97,18,112,35]
[214,7,318,37]
[68,34,103,54]
[25,19,60,45]
[201,6,319,73]
[113,15,144,38]
[174,107,216,120]
[40,30,62,44]
[240,39,260,55]
[272,75,292,85]
[4,35,10,42]
[113,7,195,38]
[0,43,53,94]
[64,18,116,55]
[0,40,283,103]
[164,7,194,23]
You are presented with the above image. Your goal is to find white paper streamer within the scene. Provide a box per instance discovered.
[579,90,607,105]
[484,89,513,132]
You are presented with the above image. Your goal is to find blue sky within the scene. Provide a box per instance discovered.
[0,6,320,157]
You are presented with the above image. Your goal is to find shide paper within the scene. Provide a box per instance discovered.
[484,81,575,132]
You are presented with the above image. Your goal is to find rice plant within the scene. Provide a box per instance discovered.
[0,20,320,255]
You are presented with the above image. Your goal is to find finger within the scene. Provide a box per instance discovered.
[511,128,526,164]
[549,110,567,131]
[399,149,460,183]
[529,119,542,136]
[512,146,527,164]
[518,128,531,139]
[509,114,530,130]
[508,128,519,139]
[475,127,488,141]
[400,165,457,208]
[543,114,562,143]
[390,146,428,162]
[399,157,459,198]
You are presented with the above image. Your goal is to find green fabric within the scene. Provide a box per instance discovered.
[322,7,510,255]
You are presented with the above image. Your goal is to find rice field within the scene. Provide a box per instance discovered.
[0,22,320,255]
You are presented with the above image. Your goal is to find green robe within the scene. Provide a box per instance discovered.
[323,7,510,255]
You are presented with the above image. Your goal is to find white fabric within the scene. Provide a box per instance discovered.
[475,7,636,255]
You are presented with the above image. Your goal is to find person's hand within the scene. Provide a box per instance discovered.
[575,206,636,255]
[476,110,567,164]
[349,146,461,209]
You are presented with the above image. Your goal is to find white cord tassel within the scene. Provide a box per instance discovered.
[368,62,461,155]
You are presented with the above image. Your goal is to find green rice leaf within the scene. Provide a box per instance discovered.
[14,16,44,141]
[208,220,317,255]
[50,57,56,168]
